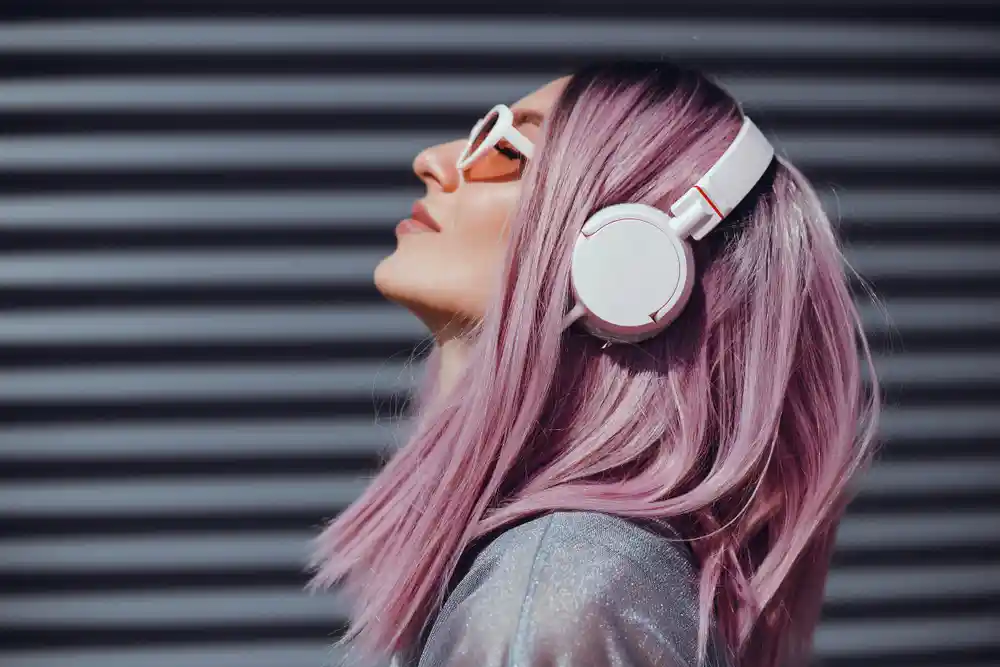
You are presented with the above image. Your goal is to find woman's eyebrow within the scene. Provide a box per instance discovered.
[513,109,545,126]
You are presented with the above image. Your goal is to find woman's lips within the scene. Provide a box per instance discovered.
[395,218,436,235]
[396,201,441,236]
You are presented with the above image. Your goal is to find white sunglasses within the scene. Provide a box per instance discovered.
[455,104,536,171]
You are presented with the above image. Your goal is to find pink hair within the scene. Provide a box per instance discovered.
[308,61,881,667]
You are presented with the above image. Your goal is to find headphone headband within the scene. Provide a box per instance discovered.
[667,117,774,241]
[567,114,775,343]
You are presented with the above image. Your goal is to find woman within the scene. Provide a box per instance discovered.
[309,60,880,667]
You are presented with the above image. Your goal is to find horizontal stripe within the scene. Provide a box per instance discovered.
[0,361,418,402]
[858,298,1000,336]
[0,295,986,348]
[0,306,425,344]
[824,563,1000,604]
[0,532,315,573]
[814,615,1000,657]
[0,246,993,287]
[0,298,990,346]
[1,188,994,229]
[1,19,996,58]
[3,564,998,626]
[0,191,420,228]
[868,352,1000,388]
[1,132,995,171]
[1,76,995,112]
[0,474,369,517]
[0,418,404,459]
[846,246,1000,281]
[0,250,386,286]
[5,532,997,611]
[0,404,995,461]
[861,461,1000,496]
[4,512,999,576]
[0,461,994,517]
[877,406,1000,445]
[0,587,348,627]
[835,512,1000,551]
[0,463,991,522]
[0,641,343,667]
[0,353,991,403]
[0,353,992,402]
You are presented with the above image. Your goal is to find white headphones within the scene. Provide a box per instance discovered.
[563,116,775,343]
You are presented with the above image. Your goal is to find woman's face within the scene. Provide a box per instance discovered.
[374,77,568,337]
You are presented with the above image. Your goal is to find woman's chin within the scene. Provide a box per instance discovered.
[373,253,489,339]
[373,258,430,314]
[373,254,415,304]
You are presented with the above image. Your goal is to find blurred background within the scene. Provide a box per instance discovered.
[0,1,997,666]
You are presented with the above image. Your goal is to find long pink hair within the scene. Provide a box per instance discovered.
[309,61,881,667]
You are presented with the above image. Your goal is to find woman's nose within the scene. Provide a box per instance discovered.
[412,140,465,193]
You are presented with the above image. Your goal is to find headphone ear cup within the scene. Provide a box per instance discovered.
[570,210,695,343]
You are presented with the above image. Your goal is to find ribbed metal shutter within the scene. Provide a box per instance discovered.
[1,3,997,666]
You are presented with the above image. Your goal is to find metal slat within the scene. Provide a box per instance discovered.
[814,616,1000,658]
[2,515,997,569]
[0,474,369,518]
[0,418,405,460]
[871,353,1000,389]
[1,19,996,58]
[878,406,1000,448]
[847,246,1000,281]
[0,588,348,628]
[0,133,452,171]
[0,306,425,345]
[0,642,351,667]
[0,191,419,229]
[5,536,997,609]
[2,132,996,171]
[859,298,1000,337]
[3,519,997,611]
[0,362,418,402]
[824,564,1000,604]
[835,512,1000,551]
[0,246,992,287]
[0,297,991,346]
[2,188,995,230]
[0,76,995,113]
[0,464,989,522]
[0,404,995,463]
[5,565,999,628]
[0,352,990,403]
[822,189,998,227]
[0,532,314,573]
[0,250,386,287]
[860,461,1000,497]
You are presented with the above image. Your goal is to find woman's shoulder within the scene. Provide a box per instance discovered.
[481,509,699,588]
[411,511,718,667]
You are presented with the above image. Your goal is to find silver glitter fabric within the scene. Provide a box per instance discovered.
[392,511,732,667]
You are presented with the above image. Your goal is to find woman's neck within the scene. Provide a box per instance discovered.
[433,334,471,404]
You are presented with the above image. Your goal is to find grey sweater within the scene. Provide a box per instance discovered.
[385,510,731,667]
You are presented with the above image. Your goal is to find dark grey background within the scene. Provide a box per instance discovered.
[0,2,998,666]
